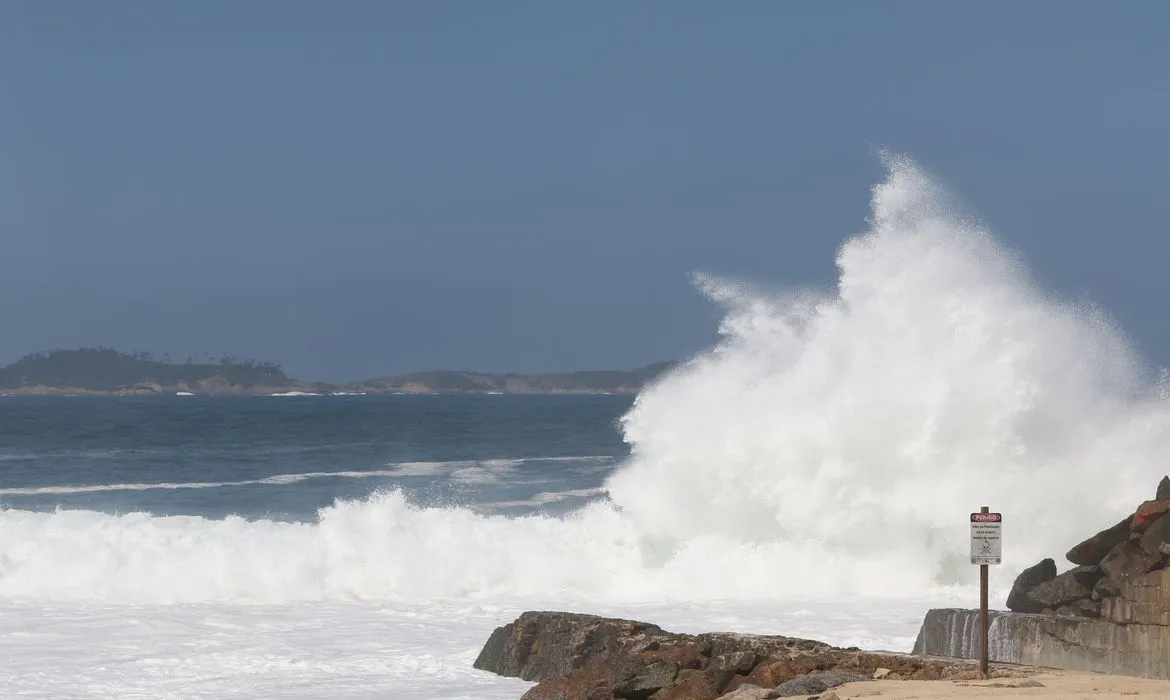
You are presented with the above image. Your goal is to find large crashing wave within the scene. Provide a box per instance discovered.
[3,154,1168,604]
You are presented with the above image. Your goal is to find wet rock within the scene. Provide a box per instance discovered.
[1066,517,1133,565]
[1100,540,1163,582]
[1006,558,1056,612]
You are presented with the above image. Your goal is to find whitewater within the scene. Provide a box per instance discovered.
[3,154,1169,698]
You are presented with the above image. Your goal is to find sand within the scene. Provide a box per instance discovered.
[831,670,1170,699]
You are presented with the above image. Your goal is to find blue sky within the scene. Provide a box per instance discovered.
[1,1,1167,380]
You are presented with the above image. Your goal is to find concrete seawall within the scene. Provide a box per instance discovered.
[913,608,1170,679]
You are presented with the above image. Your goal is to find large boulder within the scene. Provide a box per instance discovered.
[1066,516,1133,566]
[1091,575,1121,601]
[1100,541,1163,582]
[476,611,993,699]
[654,669,726,700]
[1132,500,1170,532]
[770,671,868,697]
[473,611,671,682]
[1006,558,1057,612]
[1158,476,1170,501]
[1025,565,1101,610]
[1140,513,1170,556]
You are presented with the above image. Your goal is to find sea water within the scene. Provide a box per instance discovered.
[3,155,1169,699]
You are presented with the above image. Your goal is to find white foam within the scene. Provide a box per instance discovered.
[489,487,607,509]
[3,155,1167,608]
[0,456,614,496]
[0,470,401,496]
[609,153,1170,595]
[0,596,945,699]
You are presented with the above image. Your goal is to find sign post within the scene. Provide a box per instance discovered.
[970,507,1002,676]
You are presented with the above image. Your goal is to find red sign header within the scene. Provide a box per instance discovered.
[971,512,1002,522]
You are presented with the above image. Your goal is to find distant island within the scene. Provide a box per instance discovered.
[0,348,675,397]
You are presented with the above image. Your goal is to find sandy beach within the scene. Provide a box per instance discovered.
[832,670,1170,699]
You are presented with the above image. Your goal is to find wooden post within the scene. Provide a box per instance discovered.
[980,505,989,676]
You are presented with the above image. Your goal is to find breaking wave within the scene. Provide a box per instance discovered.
[3,154,1167,604]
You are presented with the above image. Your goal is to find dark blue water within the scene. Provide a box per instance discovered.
[0,395,633,520]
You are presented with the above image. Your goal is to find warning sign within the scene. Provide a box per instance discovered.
[970,512,1002,565]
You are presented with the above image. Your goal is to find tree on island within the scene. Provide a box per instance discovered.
[0,347,290,391]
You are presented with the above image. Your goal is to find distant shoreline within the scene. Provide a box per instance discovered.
[0,386,641,398]
[0,348,673,397]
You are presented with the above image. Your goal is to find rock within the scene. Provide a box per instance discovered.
[819,693,842,700]
[701,632,832,660]
[1140,513,1170,556]
[656,669,724,700]
[1025,565,1101,609]
[769,676,828,697]
[1003,679,1046,688]
[715,685,771,700]
[735,660,795,691]
[1100,540,1163,582]
[519,662,612,700]
[1006,558,1057,612]
[872,667,891,679]
[612,660,678,698]
[712,651,757,674]
[1091,576,1121,601]
[1066,517,1133,565]
[770,671,867,698]
[480,611,996,700]
[1132,500,1170,532]
[473,611,669,681]
[1070,598,1102,618]
[1158,476,1170,501]
[1050,598,1102,618]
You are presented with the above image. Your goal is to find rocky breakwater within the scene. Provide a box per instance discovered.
[1006,475,1170,621]
[474,611,1014,700]
[914,475,1170,679]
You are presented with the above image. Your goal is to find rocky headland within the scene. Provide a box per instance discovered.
[473,611,1029,700]
[0,348,673,397]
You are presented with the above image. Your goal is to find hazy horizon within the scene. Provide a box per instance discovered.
[3,2,1168,379]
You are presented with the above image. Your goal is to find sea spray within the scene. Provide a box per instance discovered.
[2,154,1168,604]
[609,153,1170,593]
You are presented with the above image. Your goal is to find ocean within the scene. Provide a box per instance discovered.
[4,156,1169,699]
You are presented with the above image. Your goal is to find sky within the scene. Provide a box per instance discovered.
[1,1,1167,381]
